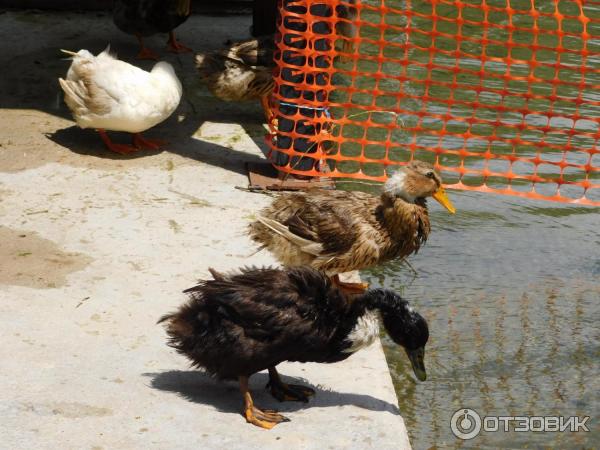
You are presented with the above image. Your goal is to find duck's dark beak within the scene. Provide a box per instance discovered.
[432,186,456,214]
[406,347,427,381]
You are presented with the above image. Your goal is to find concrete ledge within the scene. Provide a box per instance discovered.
[0,11,411,449]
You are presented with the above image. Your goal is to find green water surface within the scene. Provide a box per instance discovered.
[331,0,600,447]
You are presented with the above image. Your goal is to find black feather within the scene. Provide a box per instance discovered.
[113,0,191,37]
[160,266,429,380]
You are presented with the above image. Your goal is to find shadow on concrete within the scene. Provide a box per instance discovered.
[2,10,272,176]
[46,121,266,176]
[45,127,161,159]
[144,370,401,416]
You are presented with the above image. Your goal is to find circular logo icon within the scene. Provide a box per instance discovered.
[451,408,482,440]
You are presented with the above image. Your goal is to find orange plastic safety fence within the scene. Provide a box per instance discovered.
[268,0,600,205]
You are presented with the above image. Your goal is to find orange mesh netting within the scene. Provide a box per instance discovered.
[268,0,600,205]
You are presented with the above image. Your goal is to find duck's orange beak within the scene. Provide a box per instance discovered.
[432,186,456,214]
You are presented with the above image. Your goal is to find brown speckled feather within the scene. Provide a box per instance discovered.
[195,36,275,103]
[59,56,113,118]
[248,189,430,274]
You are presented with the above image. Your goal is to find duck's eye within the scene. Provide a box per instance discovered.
[425,171,435,179]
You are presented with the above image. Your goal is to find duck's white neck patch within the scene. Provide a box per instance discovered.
[343,310,380,353]
[384,172,415,203]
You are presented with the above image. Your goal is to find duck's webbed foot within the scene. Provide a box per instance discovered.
[240,376,289,429]
[244,404,289,429]
[267,367,315,403]
[167,31,192,53]
[97,129,139,154]
[132,133,166,150]
[135,35,159,60]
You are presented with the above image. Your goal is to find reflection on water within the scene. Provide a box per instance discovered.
[362,192,600,448]
[331,0,600,444]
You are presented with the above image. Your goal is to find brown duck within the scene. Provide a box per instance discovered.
[248,161,456,291]
[195,35,275,123]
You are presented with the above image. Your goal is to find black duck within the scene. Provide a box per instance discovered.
[159,266,429,429]
[113,0,192,60]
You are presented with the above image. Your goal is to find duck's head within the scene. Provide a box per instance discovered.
[366,289,429,381]
[384,161,455,213]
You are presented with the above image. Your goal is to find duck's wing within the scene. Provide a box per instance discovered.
[289,202,359,255]
[195,52,273,102]
[257,199,358,258]
[59,58,115,119]
[61,48,158,115]
[226,35,275,67]
[255,215,325,256]
[91,57,158,102]
[207,267,346,343]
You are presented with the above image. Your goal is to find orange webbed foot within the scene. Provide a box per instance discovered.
[167,32,192,54]
[136,48,159,60]
[132,133,166,151]
[244,405,290,429]
[240,375,289,429]
[106,143,140,155]
[97,129,139,155]
[135,35,159,60]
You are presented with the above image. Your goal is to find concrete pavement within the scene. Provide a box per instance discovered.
[0,10,411,449]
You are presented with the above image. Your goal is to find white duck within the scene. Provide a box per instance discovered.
[59,46,182,154]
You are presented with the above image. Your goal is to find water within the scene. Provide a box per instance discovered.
[325,0,599,203]
[329,0,600,447]
[362,192,600,448]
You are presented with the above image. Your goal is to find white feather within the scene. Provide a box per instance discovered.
[256,215,324,256]
[343,310,380,353]
[59,47,182,133]
[384,171,415,203]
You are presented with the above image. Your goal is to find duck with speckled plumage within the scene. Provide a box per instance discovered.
[195,35,276,124]
[248,160,456,293]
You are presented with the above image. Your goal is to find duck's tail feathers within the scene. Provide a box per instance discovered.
[58,78,87,112]
[157,312,195,339]
[181,268,231,294]
[157,312,174,325]
[100,44,117,59]
[182,283,204,294]
[208,267,226,281]
[255,215,324,256]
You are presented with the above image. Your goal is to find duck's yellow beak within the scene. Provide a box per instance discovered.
[60,49,77,56]
[432,186,456,214]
